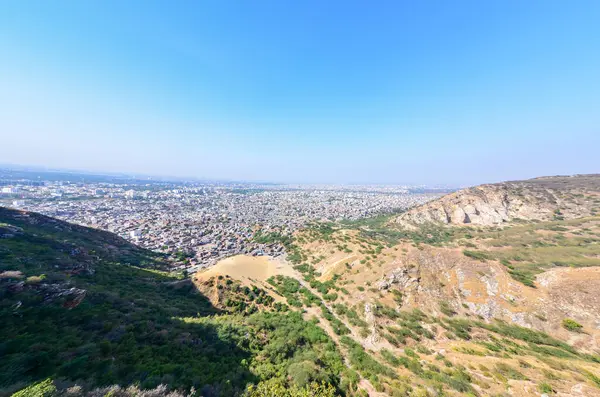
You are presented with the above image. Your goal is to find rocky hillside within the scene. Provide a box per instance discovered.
[4,173,600,397]
[189,209,600,396]
[394,174,600,229]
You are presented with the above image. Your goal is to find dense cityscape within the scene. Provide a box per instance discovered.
[0,168,447,272]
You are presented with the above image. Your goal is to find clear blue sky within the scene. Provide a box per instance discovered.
[1,1,599,185]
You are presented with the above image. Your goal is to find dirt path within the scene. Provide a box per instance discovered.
[296,273,387,396]
[358,379,388,397]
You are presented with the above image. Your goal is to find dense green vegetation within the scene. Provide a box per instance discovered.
[380,309,436,346]
[244,379,337,397]
[209,276,281,314]
[339,337,395,379]
[303,222,337,242]
[180,312,349,391]
[266,274,325,308]
[0,208,352,396]
[252,230,293,246]
[0,218,243,393]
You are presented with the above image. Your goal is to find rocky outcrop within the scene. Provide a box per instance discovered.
[363,302,379,347]
[39,283,87,308]
[2,277,87,311]
[376,267,419,291]
[372,247,600,351]
[394,175,599,229]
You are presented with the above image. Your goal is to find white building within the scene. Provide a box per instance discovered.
[1,187,18,194]
[11,200,26,207]
[125,190,137,199]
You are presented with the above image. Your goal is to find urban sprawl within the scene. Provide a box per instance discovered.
[1,176,444,273]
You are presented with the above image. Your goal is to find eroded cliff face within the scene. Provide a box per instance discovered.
[394,178,597,229]
[374,249,600,352]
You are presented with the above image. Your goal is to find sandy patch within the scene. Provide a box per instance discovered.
[195,254,296,283]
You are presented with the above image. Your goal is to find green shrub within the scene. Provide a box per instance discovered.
[462,250,490,261]
[244,378,337,397]
[404,348,419,359]
[11,379,56,397]
[562,318,583,332]
[339,337,396,379]
[585,370,600,388]
[538,382,554,393]
[494,363,527,380]
[391,289,403,306]
[445,319,472,340]
[439,301,456,317]
[323,292,338,302]
[508,268,537,287]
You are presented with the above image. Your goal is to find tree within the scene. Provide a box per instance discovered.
[243,379,338,397]
[11,378,56,397]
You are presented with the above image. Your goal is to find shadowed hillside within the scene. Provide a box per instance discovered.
[0,208,349,397]
[0,207,254,395]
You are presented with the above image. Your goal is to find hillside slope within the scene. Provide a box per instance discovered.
[195,212,600,396]
[0,207,237,394]
[0,208,350,397]
[4,172,600,397]
[394,175,600,229]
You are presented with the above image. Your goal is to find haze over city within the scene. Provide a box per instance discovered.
[1,1,600,184]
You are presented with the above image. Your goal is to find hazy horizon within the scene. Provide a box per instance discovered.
[1,1,599,185]
[0,162,459,187]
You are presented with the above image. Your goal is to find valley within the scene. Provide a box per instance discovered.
[2,175,600,396]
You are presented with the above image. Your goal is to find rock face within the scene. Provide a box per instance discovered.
[376,267,419,291]
[394,175,600,228]
[363,302,379,347]
[373,248,600,351]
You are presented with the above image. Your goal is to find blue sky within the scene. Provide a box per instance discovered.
[1,1,599,185]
